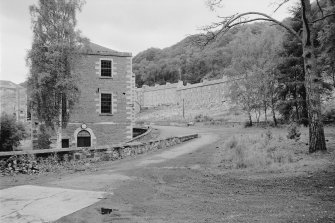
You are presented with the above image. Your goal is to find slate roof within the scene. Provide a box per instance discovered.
[0,80,24,89]
[81,42,132,57]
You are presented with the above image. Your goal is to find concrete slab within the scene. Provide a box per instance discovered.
[0,185,108,223]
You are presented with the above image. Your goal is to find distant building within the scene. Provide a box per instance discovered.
[0,80,27,122]
[37,43,135,148]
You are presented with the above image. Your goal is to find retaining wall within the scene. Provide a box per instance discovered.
[135,78,243,110]
[0,134,199,162]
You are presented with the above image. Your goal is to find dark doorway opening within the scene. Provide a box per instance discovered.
[77,130,91,147]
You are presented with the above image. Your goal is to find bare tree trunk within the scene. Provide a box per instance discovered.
[56,96,62,149]
[301,0,326,153]
[301,88,309,126]
[272,107,277,126]
[295,101,300,122]
[264,101,268,123]
[294,75,300,122]
[332,68,335,87]
[270,71,277,126]
[248,111,252,126]
[257,109,261,123]
[270,90,277,126]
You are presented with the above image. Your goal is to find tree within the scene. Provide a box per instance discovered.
[37,124,52,150]
[27,0,87,149]
[317,0,335,86]
[276,13,309,125]
[222,24,282,126]
[228,71,259,126]
[202,0,334,153]
[0,114,27,152]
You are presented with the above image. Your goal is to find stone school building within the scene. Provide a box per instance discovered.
[0,80,27,122]
[34,43,135,149]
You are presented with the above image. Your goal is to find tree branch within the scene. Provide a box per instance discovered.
[196,11,301,46]
[232,12,301,40]
[316,0,324,17]
[311,12,335,23]
[274,0,290,13]
[226,18,275,27]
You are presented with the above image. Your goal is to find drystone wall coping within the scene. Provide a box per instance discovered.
[136,77,246,93]
[141,85,179,92]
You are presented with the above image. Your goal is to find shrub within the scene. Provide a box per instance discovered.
[287,123,301,141]
[194,114,213,122]
[265,130,273,141]
[323,108,335,121]
[194,114,203,122]
[225,136,238,149]
[203,115,213,122]
[0,114,27,151]
[243,121,253,128]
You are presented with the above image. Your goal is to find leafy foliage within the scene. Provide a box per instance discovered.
[37,124,52,150]
[133,29,236,87]
[317,0,335,87]
[276,12,309,125]
[26,0,87,129]
[0,114,27,151]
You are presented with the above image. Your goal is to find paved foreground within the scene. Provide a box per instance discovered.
[0,126,218,222]
[0,185,106,223]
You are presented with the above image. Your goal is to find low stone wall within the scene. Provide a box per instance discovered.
[79,134,198,161]
[0,134,199,163]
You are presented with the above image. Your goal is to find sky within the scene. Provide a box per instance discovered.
[0,0,298,84]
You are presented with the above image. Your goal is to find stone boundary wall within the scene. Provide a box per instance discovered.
[94,134,198,161]
[136,81,183,107]
[135,78,243,110]
[177,78,234,111]
[0,134,199,161]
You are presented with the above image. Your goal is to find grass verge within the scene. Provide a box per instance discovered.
[218,127,335,172]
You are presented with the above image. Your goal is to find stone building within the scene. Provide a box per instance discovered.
[0,80,27,122]
[41,43,134,148]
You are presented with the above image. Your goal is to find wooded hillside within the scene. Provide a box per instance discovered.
[133,0,335,128]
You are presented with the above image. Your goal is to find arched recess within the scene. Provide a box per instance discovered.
[73,127,96,147]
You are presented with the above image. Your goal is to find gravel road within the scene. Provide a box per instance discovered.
[1,125,334,223]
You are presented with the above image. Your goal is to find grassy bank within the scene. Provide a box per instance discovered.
[214,126,335,175]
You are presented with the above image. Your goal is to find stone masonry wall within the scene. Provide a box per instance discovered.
[178,79,231,110]
[135,78,235,110]
[61,53,134,147]
[136,81,182,107]
[0,82,27,122]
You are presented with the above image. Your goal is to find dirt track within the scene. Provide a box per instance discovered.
[1,126,335,222]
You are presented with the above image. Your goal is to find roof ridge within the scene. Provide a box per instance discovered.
[81,42,132,57]
[0,80,25,89]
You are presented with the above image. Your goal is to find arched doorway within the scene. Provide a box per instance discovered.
[77,130,91,147]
